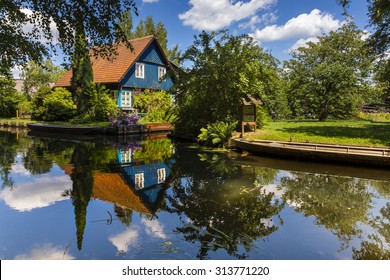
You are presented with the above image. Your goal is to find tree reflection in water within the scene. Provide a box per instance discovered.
[166,149,284,259]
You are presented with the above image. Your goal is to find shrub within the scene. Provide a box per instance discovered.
[32,85,52,120]
[17,98,33,118]
[133,90,176,123]
[87,83,118,121]
[256,106,271,128]
[198,121,238,148]
[42,87,77,121]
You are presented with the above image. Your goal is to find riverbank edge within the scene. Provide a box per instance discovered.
[0,120,173,135]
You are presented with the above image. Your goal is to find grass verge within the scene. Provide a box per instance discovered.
[249,119,390,147]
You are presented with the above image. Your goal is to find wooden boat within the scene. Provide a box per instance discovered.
[27,123,105,135]
[234,139,390,168]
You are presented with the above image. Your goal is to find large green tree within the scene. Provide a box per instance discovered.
[118,14,181,64]
[339,1,389,104]
[20,59,65,98]
[285,22,374,121]
[339,0,389,56]
[173,31,287,137]
[0,72,22,117]
[1,1,137,93]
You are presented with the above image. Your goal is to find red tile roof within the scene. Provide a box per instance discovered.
[55,36,155,87]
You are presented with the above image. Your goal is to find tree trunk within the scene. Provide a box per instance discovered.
[318,105,328,121]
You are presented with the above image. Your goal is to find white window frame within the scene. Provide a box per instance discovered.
[135,173,145,190]
[121,149,132,163]
[135,63,145,79]
[121,91,131,107]
[157,168,166,184]
[158,67,166,81]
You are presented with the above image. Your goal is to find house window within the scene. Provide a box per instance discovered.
[121,91,131,107]
[158,67,166,81]
[135,63,145,78]
[135,173,144,190]
[121,150,132,163]
[157,168,166,184]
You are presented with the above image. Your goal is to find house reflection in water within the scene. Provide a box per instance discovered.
[113,144,174,216]
[97,143,173,216]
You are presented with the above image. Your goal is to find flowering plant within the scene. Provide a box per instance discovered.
[109,112,141,127]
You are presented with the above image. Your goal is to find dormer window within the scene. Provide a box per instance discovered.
[135,63,145,78]
[158,67,166,81]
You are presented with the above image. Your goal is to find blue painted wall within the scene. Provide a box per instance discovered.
[120,41,174,91]
[121,161,172,191]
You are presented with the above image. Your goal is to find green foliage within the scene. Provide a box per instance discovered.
[0,75,22,117]
[31,85,52,120]
[174,31,286,138]
[132,139,173,164]
[41,87,77,121]
[16,97,33,117]
[133,90,176,123]
[198,121,237,148]
[357,112,390,122]
[285,22,375,121]
[87,83,118,121]
[256,106,271,128]
[20,59,65,98]
[1,1,137,75]
[71,26,93,115]
[118,14,181,64]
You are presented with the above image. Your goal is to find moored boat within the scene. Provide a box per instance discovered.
[234,138,390,168]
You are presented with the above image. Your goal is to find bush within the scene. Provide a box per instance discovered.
[17,98,33,118]
[42,88,77,121]
[198,121,238,148]
[87,83,118,121]
[32,85,52,120]
[256,105,271,128]
[133,90,176,123]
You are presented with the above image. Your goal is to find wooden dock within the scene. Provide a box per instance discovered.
[234,139,390,168]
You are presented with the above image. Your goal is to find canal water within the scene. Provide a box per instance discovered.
[1,129,390,260]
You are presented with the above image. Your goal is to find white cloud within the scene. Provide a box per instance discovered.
[288,37,320,53]
[143,0,159,2]
[252,9,341,42]
[109,228,139,253]
[20,8,59,45]
[0,175,72,212]
[14,243,75,260]
[179,0,276,31]
[239,12,278,30]
[142,218,167,239]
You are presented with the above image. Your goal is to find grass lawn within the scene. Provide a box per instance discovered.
[249,119,390,147]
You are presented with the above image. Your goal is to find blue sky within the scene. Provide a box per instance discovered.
[13,0,371,77]
[134,0,370,62]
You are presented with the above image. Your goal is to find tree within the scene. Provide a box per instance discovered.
[71,24,93,115]
[1,1,138,76]
[339,0,389,56]
[0,72,22,117]
[285,22,374,121]
[173,31,287,137]
[165,150,283,259]
[20,59,65,98]
[118,14,181,64]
